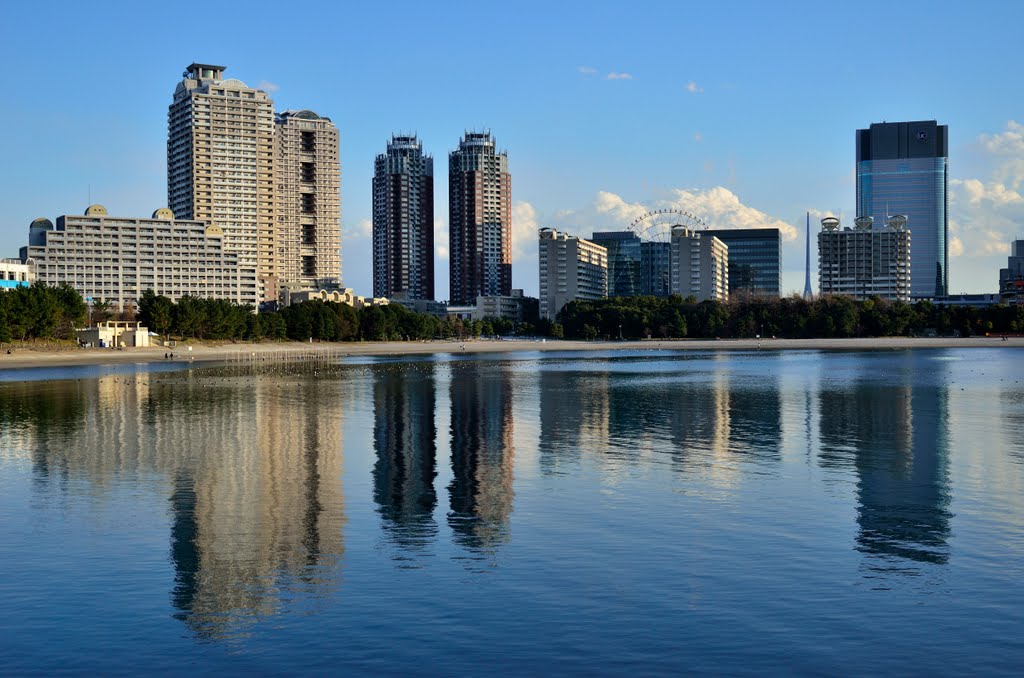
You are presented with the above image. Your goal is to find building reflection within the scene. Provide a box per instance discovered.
[1,369,348,640]
[448,362,515,551]
[372,364,438,552]
[817,365,951,566]
[538,368,610,474]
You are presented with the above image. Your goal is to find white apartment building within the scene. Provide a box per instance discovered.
[168,63,277,300]
[538,228,608,321]
[0,257,33,289]
[818,216,911,301]
[669,226,729,302]
[20,205,259,310]
[276,110,342,289]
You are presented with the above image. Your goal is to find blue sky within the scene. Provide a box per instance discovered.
[2,0,1022,298]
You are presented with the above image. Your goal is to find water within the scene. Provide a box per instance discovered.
[1,348,1022,675]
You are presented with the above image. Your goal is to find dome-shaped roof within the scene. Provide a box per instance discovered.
[30,217,54,230]
[85,204,108,216]
[152,208,174,220]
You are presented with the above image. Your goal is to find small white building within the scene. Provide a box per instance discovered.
[77,321,150,348]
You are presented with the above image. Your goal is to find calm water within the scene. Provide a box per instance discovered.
[1,348,1023,675]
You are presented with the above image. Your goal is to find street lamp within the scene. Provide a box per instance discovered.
[619,324,623,341]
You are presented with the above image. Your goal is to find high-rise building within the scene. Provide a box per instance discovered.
[449,132,511,304]
[373,135,434,300]
[20,205,259,310]
[168,64,277,301]
[592,231,642,297]
[275,110,341,290]
[538,228,607,321]
[818,216,911,301]
[703,228,782,298]
[998,240,1024,304]
[669,227,729,301]
[856,120,948,298]
[641,241,672,297]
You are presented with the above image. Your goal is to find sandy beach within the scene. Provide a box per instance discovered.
[0,335,1020,371]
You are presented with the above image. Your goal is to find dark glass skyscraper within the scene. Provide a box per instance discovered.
[591,231,642,297]
[373,135,434,300]
[856,121,948,298]
[704,228,782,298]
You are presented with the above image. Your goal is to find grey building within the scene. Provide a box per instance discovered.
[999,240,1024,304]
[856,120,948,298]
[538,228,607,320]
[669,227,729,302]
[449,132,511,304]
[20,205,259,311]
[704,228,782,298]
[373,135,434,300]
[818,216,911,301]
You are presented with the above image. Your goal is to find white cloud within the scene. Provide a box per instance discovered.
[686,81,703,94]
[257,80,280,93]
[577,66,597,75]
[693,132,703,142]
[606,72,633,80]
[434,217,448,260]
[949,236,965,257]
[343,218,372,240]
[511,201,540,262]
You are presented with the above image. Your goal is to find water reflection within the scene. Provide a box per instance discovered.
[448,362,515,551]
[372,364,438,554]
[817,359,952,569]
[0,369,348,640]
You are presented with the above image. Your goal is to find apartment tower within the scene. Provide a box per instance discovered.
[669,227,729,302]
[372,135,434,300]
[856,120,948,298]
[168,63,277,301]
[449,132,511,304]
[538,228,608,321]
[818,216,911,301]
[275,110,342,289]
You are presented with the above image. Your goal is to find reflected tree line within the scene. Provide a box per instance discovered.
[0,353,957,639]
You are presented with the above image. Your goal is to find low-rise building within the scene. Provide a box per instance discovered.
[818,216,911,301]
[669,226,729,301]
[279,285,389,309]
[77,321,150,348]
[475,290,539,323]
[538,228,608,321]
[20,206,259,311]
[0,257,33,289]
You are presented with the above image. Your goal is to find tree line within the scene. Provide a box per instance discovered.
[556,295,1024,340]
[0,283,87,343]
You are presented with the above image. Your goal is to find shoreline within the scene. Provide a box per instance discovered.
[0,336,1021,371]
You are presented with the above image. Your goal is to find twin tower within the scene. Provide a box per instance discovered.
[372,132,511,305]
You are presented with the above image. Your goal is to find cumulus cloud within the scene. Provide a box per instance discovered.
[434,217,448,260]
[686,81,703,94]
[343,218,372,240]
[257,80,280,93]
[606,72,633,80]
[511,201,540,262]
[577,66,597,74]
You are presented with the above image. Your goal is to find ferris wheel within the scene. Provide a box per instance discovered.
[628,208,706,242]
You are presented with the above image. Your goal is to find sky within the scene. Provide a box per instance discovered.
[1,0,1022,299]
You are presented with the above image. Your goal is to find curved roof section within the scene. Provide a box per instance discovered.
[30,217,54,230]
[152,208,174,220]
[220,78,249,89]
[85,204,108,216]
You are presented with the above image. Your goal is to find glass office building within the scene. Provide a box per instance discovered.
[641,241,671,297]
[592,231,642,297]
[856,121,948,298]
[704,228,782,297]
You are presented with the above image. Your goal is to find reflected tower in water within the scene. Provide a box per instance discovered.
[372,364,438,551]
[448,362,515,550]
[818,360,952,567]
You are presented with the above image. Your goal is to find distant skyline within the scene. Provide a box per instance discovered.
[2,1,1023,299]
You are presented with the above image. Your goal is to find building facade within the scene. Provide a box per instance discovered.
[168,63,277,300]
[0,257,33,289]
[538,228,607,321]
[818,216,911,301]
[999,240,1024,304]
[704,228,782,298]
[373,135,434,300]
[641,241,672,297]
[20,206,259,310]
[275,110,341,290]
[592,231,642,297]
[669,227,729,302]
[856,120,948,298]
[449,132,511,304]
